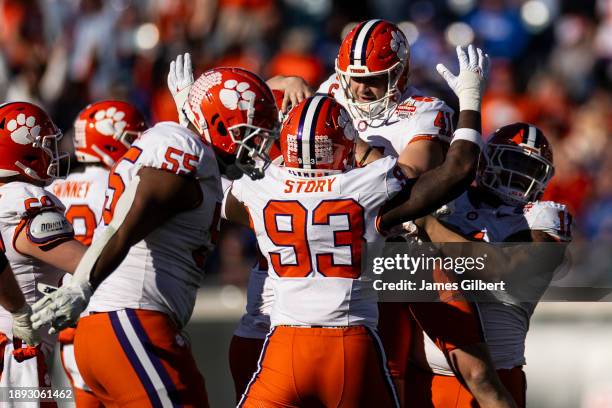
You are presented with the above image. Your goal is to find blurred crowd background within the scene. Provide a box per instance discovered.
[1,0,611,284]
[2,2,611,406]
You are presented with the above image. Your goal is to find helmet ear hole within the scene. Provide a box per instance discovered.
[217,121,228,137]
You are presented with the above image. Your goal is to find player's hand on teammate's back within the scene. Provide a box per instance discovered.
[30,280,92,334]
[167,52,195,126]
[266,75,313,113]
[436,45,489,112]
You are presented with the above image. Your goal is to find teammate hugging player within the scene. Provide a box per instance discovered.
[413,123,571,408]
[274,20,516,407]
[0,102,86,406]
[222,42,488,407]
[30,68,279,407]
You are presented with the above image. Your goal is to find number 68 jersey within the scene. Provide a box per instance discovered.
[231,156,406,329]
[86,122,223,328]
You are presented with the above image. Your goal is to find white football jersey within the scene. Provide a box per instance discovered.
[48,166,108,246]
[231,157,406,328]
[418,189,572,372]
[317,74,454,156]
[233,262,275,339]
[86,122,223,328]
[0,183,67,344]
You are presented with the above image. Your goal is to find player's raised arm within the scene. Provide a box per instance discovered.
[379,45,489,231]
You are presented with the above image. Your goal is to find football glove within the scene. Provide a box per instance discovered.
[436,45,489,112]
[167,53,194,127]
[31,280,92,335]
[11,304,40,347]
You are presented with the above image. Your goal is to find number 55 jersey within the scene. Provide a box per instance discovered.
[86,122,223,327]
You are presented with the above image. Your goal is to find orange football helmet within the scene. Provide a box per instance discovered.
[280,95,357,176]
[185,67,279,180]
[478,122,554,205]
[336,19,410,122]
[73,100,147,168]
[0,102,68,182]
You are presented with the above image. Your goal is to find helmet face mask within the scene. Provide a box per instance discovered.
[335,19,409,123]
[40,132,70,180]
[230,124,278,180]
[336,61,404,122]
[478,123,554,206]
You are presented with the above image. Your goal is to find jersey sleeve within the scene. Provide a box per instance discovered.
[404,97,454,144]
[316,74,342,99]
[132,122,218,180]
[0,184,72,248]
[524,201,572,241]
[0,184,64,224]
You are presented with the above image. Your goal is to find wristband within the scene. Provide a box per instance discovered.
[451,128,483,150]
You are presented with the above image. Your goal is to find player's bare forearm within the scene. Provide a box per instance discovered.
[449,344,518,408]
[0,261,26,313]
[379,110,480,230]
[89,168,203,289]
[15,235,87,274]
[379,143,479,230]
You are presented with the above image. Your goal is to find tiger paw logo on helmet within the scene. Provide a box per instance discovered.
[338,109,357,141]
[219,80,256,111]
[390,31,408,60]
[93,107,127,137]
[7,113,41,145]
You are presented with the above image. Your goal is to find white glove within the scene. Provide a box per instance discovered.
[167,52,194,127]
[432,202,455,218]
[11,304,40,346]
[436,45,489,112]
[30,280,92,335]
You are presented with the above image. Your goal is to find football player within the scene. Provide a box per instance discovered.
[30,67,280,407]
[224,44,488,407]
[49,100,146,407]
[166,53,303,400]
[270,21,493,405]
[0,101,86,403]
[50,100,147,246]
[412,123,570,408]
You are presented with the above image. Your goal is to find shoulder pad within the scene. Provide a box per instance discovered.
[26,210,74,247]
[133,122,218,179]
[0,183,63,226]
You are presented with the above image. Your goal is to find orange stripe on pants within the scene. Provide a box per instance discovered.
[239,326,399,408]
[74,309,209,408]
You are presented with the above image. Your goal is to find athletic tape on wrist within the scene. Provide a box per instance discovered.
[451,128,483,150]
